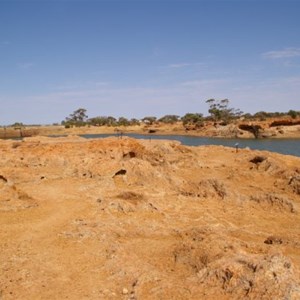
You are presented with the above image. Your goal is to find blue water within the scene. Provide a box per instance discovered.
[81,134,300,157]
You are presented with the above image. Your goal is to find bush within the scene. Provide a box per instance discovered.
[288,110,298,119]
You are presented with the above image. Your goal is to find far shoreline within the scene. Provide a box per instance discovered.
[1,118,300,140]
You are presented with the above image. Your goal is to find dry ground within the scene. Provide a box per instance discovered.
[1,136,300,299]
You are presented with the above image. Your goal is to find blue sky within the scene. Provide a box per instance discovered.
[0,0,300,125]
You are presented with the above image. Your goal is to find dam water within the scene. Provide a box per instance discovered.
[81,134,300,157]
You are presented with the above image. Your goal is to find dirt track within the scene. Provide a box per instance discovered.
[1,136,300,299]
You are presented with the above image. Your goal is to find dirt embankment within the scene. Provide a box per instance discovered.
[2,117,300,139]
[0,136,300,299]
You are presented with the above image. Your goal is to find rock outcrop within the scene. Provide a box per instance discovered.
[0,136,300,299]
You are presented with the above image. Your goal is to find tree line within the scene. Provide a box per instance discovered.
[61,99,300,129]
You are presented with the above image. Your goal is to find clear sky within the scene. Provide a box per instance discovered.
[0,0,300,125]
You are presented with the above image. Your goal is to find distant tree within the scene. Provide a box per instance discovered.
[106,116,117,126]
[206,99,242,124]
[88,116,106,126]
[9,122,25,137]
[181,113,204,127]
[242,113,254,120]
[253,111,290,120]
[88,116,117,126]
[158,115,180,124]
[10,122,24,128]
[287,110,298,119]
[118,117,130,126]
[142,116,157,125]
[253,111,268,121]
[272,112,285,117]
[65,108,88,127]
[129,118,140,126]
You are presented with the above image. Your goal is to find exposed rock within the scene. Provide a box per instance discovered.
[264,236,283,245]
[289,176,300,195]
[270,120,300,127]
[239,124,263,138]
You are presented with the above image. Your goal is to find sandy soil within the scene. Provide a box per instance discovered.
[0,136,300,299]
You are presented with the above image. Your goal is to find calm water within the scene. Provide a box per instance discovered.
[81,134,300,157]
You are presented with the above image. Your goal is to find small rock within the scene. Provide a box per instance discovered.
[122,288,129,295]
[264,236,283,245]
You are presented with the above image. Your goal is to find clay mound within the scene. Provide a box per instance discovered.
[249,193,296,213]
[289,175,300,195]
[173,243,300,298]
[0,175,36,211]
[249,153,300,197]
[96,191,158,214]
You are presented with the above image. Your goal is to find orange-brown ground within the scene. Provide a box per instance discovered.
[1,116,300,139]
[0,136,300,299]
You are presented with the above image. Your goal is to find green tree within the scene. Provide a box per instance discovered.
[253,111,268,121]
[206,99,242,124]
[106,116,117,126]
[65,108,88,127]
[158,115,180,124]
[142,116,157,125]
[88,116,106,126]
[118,117,130,126]
[129,118,140,126]
[10,122,24,128]
[242,113,254,120]
[181,113,204,127]
[287,110,298,119]
[88,116,117,126]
